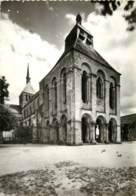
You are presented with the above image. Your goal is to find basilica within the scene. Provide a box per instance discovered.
[19,14,121,145]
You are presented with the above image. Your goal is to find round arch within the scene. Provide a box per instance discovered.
[97,69,106,80]
[108,118,117,143]
[81,113,92,143]
[82,62,92,74]
[96,115,107,143]
[60,67,66,76]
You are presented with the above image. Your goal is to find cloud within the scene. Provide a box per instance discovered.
[66,9,136,115]
[65,14,76,24]
[0,13,61,104]
[86,10,136,115]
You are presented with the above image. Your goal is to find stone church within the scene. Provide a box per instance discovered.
[19,14,121,145]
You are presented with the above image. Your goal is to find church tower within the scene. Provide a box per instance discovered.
[19,64,35,108]
[65,14,93,53]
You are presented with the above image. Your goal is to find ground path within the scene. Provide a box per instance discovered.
[0,142,136,195]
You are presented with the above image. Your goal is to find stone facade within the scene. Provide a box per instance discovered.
[20,15,121,145]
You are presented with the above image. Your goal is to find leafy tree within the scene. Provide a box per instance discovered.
[0,104,17,132]
[97,1,136,31]
[14,126,32,143]
[0,76,9,104]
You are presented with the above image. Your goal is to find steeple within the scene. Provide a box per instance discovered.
[19,64,35,108]
[26,64,30,84]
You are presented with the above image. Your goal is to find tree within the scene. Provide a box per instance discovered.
[0,104,17,132]
[14,126,32,143]
[0,76,9,104]
[97,1,136,31]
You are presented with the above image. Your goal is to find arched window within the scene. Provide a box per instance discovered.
[61,69,67,104]
[82,71,88,103]
[52,78,57,112]
[96,77,103,99]
[109,82,115,109]
[45,85,49,112]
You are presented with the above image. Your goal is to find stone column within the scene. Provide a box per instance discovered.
[87,73,92,107]
[116,84,121,143]
[86,123,90,143]
[72,66,83,145]
[66,67,75,144]
[90,121,96,144]
[105,80,110,116]
[105,123,109,143]
[91,73,97,121]
[117,125,121,143]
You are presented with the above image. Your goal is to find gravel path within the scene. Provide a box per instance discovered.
[0,161,136,196]
[0,143,136,195]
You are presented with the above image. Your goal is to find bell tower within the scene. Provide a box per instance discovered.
[65,14,93,53]
[19,64,35,108]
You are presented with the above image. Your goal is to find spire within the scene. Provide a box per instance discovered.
[26,64,30,84]
[76,13,82,25]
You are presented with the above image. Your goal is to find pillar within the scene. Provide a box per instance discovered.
[105,123,109,143]
[117,125,121,143]
[105,80,110,115]
[116,84,121,143]
[90,121,96,144]
[91,73,97,121]
[86,123,90,143]
[66,67,75,144]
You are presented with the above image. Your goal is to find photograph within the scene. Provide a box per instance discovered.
[0,1,136,195]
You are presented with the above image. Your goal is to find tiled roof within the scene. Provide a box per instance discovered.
[121,114,136,124]
[74,40,120,74]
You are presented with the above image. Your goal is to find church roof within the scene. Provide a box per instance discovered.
[121,113,136,125]
[74,39,119,74]
[23,82,35,94]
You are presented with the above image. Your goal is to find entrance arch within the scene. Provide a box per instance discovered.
[96,116,107,143]
[81,114,91,143]
[108,118,117,143]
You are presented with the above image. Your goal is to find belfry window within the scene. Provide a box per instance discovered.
[109,83,115,109]
[96,77,103,99]
[82,71,88,103]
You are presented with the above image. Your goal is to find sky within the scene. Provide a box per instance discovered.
[0,1,136,116]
